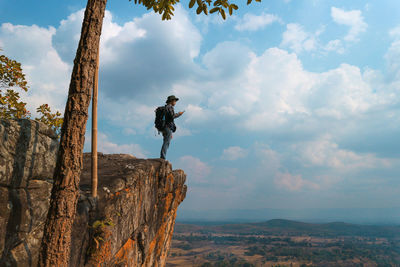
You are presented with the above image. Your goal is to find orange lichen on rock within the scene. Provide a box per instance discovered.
[80,156,187,267]
[114,238,136,266]
[0,121,187,267]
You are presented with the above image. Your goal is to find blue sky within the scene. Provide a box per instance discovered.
[1,0,400,219]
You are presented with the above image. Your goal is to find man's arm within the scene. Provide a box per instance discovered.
[174,111,184,118]
[167,105,184,119]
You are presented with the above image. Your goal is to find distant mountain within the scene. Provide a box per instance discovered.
[174,218,400,238]
[177,207,400,225]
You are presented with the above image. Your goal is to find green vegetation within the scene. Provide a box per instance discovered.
[130,0,261,21]
[201,259,255,267]
[168,219,400,266]
[0,52,63,137]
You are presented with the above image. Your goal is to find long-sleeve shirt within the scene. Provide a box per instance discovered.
[165,104,182,132]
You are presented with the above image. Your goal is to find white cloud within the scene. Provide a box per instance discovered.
[331,7,367,42]
[386,26,400,84]
[101,99,155,134]
[389,26,400,39]
[274,172,320,191]
[0,23,70,115]
[183,104,209,124]
[324,39,345,54]
[221,146,248,160]
[256,144,281,171]
[45,6,203,134]
[177,155,211,183]
[2,6,392,144]
[3,6,400,211]
[52,9,85,64]
[235,12,280,31]
[50,5,202,104]
[254,144,321,191]
[172,44,392,134]
[281,23,319,53]
[85,132,148,158]
[294,135,394,171]
[202,41,252,78]
[3,6,387,139]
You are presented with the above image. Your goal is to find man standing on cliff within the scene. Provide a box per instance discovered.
[160,95,184,159]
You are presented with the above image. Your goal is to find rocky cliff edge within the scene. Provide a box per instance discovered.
[0,119,187,266]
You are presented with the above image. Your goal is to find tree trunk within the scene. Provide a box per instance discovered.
[38,0,107,266]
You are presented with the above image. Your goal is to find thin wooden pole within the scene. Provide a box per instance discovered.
[91,46,99,198]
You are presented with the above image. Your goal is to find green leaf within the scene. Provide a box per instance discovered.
[92,220,103,229]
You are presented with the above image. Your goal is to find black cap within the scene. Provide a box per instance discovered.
[166,95,179,103]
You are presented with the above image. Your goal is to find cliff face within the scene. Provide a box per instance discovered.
[0,119,58,266]
[0,119,187,267]
[77,153,187,267]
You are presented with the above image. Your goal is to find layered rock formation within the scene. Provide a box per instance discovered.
[0,119,58,266]
[77,153,187,267]
[0,119,187,266]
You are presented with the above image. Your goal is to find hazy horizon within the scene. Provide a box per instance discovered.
[176,207,400,225]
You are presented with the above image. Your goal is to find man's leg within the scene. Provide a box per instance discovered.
[160,127,172,159]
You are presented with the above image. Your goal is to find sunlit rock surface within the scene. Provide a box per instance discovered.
[0,119,187,267]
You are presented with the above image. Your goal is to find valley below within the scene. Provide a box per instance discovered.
[166,219,400,267]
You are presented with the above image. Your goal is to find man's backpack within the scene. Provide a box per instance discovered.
[154,105,166,132]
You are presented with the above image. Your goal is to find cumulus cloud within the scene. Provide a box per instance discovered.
[386,26,400,83]
[234,12,280,31]
[229,48,389,131]
[0,23,70,114]
[202,41,253,79]
[85,132,148,158]
[282,8,366,55]
[324,39,345,54]
[281,23,320,53]
[99,6,202,102]
[221,146,248,160]
[4,5,385,140]
[331,7,367,42]
[389,26,400,39]
[274,172,320,191]
[183,104,210,124]
[100,99,155,134]
[256,144,281,171]
[250,144,322,191]
[2,5,400,210]
[50,5,202,103]
[52,9,85,64]
[169,43,394,139]
[177,155,211,183]
[294,135,394,171]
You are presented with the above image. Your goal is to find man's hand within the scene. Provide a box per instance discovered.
[178,111,185,116]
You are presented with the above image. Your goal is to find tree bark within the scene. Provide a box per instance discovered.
[38,0,107,266]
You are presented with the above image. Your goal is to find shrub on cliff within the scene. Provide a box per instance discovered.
[0,52,63,137]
